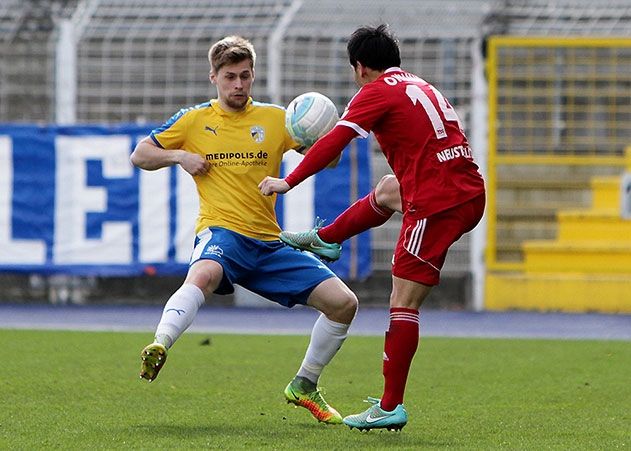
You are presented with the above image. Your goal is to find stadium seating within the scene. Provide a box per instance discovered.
[487,148,631,313]
[2,0,631,309]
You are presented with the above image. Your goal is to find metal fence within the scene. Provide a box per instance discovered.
[2,0,631,306]
[487,37,631,267]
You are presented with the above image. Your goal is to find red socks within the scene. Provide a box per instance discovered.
[318,190,394,244]
[380,307,420,411]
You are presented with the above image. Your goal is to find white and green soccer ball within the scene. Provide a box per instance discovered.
[285,92,339,148]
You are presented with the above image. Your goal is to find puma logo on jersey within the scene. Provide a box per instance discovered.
[205,125,219,135]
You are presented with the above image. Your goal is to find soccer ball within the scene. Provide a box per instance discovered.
[285,92,339,148]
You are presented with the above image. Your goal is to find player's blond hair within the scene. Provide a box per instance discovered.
[208,36,256,73]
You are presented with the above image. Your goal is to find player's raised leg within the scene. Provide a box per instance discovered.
[139,282,205,381]
[280,175,399,261]
[140,260,221,382]
[279,219,342,262]
[139,342,168,382]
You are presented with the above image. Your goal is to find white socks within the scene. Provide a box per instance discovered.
[153,285,350,385]
[297,314,350,384]
[154,283,205,349]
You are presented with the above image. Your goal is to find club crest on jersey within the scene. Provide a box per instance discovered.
[250,125,265,143]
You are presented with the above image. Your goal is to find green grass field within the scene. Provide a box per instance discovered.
[2,329,629,449]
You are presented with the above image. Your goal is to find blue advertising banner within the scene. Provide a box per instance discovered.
[0,125,372,280]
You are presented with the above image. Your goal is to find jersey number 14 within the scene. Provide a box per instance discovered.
[406,84,463,139]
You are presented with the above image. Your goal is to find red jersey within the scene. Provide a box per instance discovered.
[339,68,485,217]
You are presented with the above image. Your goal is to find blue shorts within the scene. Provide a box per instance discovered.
[190,227,336,308]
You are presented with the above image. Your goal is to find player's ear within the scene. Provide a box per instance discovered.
[357,62,368,78]
[209,70,215,84]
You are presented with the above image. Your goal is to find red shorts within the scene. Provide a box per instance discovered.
[392,194,485,286]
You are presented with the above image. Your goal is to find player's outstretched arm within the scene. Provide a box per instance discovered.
[259,177,290,196]
[258,126,356,196]
[130,137,210,176]
[285,126,357,187]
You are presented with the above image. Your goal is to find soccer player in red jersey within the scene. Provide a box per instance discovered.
[259,24,485,431]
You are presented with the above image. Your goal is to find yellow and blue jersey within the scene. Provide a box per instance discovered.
[151,98,299,241]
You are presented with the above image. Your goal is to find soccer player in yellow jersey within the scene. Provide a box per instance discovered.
[130,35,357,424]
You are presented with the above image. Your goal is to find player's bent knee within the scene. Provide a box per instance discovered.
[375,174,401,213]
[333,290,358,324]
[185,259,223,296]
[308,277,358,323]
[377,174,397,187]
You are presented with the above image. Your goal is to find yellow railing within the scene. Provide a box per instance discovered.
[486,37,631,271]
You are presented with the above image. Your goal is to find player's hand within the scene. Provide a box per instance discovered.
[258,177,290,196]
[179,152,210,176]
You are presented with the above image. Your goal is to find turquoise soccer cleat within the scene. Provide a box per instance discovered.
[139,343,168,382]
[279,222,342,262]
[343,397,408,431]
[284,377,343,424]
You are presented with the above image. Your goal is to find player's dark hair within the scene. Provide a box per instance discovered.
[347,24,400,71]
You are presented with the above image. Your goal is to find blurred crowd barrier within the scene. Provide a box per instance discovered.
[1,0,630,310]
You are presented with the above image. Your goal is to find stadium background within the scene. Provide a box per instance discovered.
[0,0,630,312]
